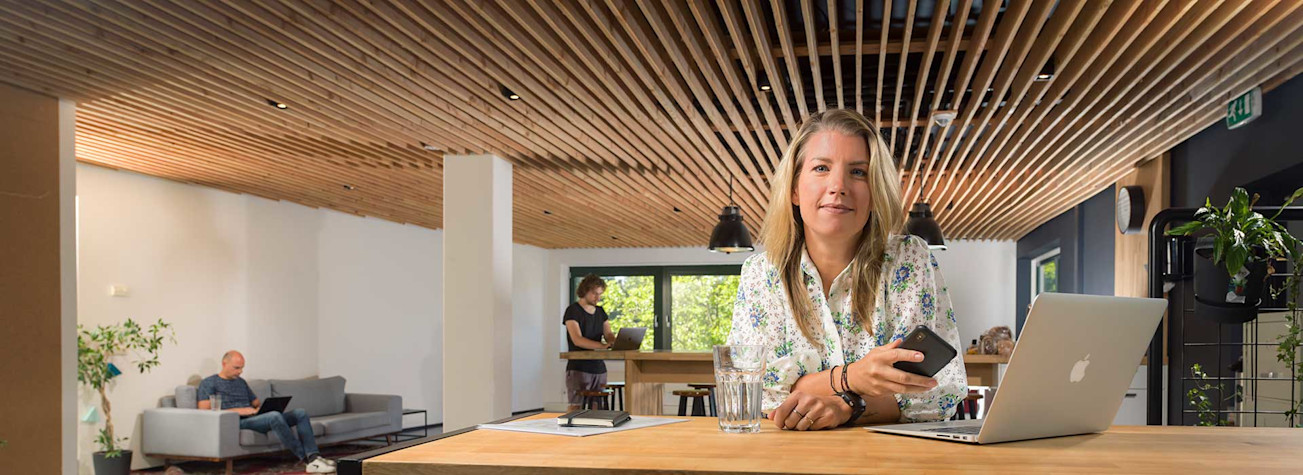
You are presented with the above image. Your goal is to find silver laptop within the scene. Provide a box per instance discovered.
[867,293,1165,444]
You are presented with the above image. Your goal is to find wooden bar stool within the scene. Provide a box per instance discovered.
[580,389,613,410]
[605,382,625,412]
[672,389,713,417]
[688,383,717,416]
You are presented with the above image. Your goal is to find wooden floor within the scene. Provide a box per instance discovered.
[360,413,1303,474]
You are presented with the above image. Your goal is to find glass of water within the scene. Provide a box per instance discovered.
[713,344,766,433]
[209,394,222,411]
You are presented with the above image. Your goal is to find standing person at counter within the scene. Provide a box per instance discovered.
[728,109,966,431]
[563,274,618,411]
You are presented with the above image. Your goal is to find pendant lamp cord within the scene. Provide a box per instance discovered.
[728,175,735,206]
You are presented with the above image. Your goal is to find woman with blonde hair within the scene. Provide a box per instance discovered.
[728,109,966,431]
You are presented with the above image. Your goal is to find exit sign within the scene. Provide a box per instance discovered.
[1226,87,1262,130]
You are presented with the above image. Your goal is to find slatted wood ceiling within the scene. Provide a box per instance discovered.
[1,1,1300,248]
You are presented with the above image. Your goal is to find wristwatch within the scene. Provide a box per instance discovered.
[837,389,867,426]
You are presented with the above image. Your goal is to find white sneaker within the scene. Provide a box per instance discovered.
[306,457,336,473]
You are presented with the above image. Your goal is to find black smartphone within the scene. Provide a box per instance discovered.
[892,325,958,378]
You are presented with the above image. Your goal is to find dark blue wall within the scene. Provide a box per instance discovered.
[1172,75,1303,208]
[1014,185,1116,334]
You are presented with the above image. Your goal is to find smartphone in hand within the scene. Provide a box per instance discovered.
[893,325,958,378]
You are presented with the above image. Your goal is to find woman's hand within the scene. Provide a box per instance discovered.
[769,391,851,431]
[845,339,938,398]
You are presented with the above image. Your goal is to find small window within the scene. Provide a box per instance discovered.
[1031,248,1061,297]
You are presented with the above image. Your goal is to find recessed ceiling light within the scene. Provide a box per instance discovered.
[420,142,441,152]
[931,110,958,127]
[343,184,356,191]
[1035,57,1055,82]
[543,210,552,215]
[611,236,618,240]
[499,84,520,101]
[266,98,288,109]
[673,207,682,213]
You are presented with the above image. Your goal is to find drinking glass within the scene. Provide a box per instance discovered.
[713,344,766,433]
[209,394,222,411]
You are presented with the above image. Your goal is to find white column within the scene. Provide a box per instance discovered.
[442,154,513,431]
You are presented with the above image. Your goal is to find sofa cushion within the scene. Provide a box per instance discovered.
[175,385,197,409]
[270,376,346,417]
[314,411,388,436]
[238,422,324,447]
[247,379,271,402]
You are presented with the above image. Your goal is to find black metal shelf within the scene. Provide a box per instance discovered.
[1148,207,1303,427]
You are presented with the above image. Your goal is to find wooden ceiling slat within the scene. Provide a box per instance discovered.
[3,0,1300,246]
[931,0,1129,234]
[769,0,810,120]
[927,0,1036,217]
[854,0,865,115]
[933,0,1088,234]
[993,5,1303,239]
[740,0,797,131]
[874,0,891,125]
[897,0,952,202]
[915,0,1001,207]
[956,0,1214,236]
[901,0,972,205]
[462,0,724,235]
[578,0,769,221]
[828,0,843,109]
[600,0,769,218]
[801,0,826,112]
[713,0,791,151]
[886,0,918,155]
[650,0,779,178]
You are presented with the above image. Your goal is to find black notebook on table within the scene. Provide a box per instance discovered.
[557,409,632,428]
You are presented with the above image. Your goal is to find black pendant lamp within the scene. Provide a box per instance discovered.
[708,176,755,254]
[906,202,947,250]
[906,171,947,250]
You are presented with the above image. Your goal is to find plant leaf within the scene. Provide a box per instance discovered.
[1167,220,1205,236]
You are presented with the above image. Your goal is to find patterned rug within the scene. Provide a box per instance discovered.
[131,442,389,474]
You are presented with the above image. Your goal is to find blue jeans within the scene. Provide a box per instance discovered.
[239,408,318,461]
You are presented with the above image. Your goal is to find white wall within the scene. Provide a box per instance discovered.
[933,240,1019,349]
[74,165,549,471]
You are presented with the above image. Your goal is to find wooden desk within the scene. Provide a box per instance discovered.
[561,350,713,415]
[355,414,1303,474]
[562,351,1010,415]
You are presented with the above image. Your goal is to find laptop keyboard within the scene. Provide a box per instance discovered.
[920,425,982,435]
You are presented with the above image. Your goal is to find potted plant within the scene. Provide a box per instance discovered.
[1166,187,1302,323]
[77,318,174,475]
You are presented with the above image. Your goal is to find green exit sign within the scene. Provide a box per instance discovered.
[1226,87,1262,130]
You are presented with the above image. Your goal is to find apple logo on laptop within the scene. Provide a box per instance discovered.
[1070,354,1091,383]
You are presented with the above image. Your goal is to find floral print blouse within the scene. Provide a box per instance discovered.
[727,235,967,422]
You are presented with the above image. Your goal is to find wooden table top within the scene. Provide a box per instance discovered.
[361,414,1303,474]
[560,350,1011,364]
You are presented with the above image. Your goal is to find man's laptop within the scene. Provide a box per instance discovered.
[603,327,646,351]
[243,396,292,418]
[867,293,1165,444]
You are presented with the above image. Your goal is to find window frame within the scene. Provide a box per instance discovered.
[569,264,742,350]
[1030,247,1061,298]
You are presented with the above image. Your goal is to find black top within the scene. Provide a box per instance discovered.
[563,302,609,374]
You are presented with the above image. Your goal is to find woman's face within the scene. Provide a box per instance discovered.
[582,287,604,305]
[792,130,874,244]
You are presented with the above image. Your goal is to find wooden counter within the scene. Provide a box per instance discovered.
[561,351,1009,415]
[355,414,1303,474]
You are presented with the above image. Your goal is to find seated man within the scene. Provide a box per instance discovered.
[198,350,335,473]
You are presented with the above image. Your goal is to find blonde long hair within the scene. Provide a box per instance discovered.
[760,109,904,343]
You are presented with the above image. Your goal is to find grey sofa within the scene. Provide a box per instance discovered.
[142,376,401,473]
